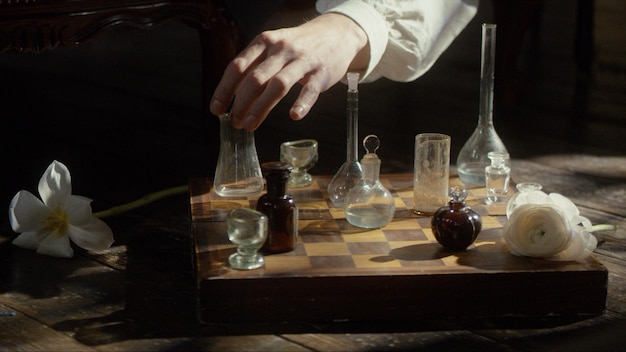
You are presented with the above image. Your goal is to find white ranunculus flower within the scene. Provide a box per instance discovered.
[9,160,114,258]
[502,190,597,261]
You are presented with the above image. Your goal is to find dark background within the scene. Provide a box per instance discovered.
[1,0,624,220]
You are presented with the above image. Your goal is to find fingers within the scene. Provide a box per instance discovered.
[235,59,310,130]
[210,26,340,130]
[290,80,323,121]
[209,39,268,117]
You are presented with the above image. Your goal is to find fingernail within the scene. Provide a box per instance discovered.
[210,99,222,114]
[243,114,256,130]
[291,105,305,120]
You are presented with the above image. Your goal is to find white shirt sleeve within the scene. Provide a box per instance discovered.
[316,0,479,83]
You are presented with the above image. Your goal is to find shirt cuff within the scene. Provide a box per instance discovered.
[316,1,388,82]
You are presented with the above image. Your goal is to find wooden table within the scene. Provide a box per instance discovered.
[1,158,625,351]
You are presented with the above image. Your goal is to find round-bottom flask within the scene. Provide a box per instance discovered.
[344,135,395,228]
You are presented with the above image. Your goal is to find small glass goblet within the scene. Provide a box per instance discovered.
[280,139,318,187]
[227,208,268,270]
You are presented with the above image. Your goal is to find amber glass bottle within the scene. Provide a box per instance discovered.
[257,161,298,254]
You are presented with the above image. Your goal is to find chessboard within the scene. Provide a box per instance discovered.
[190,174,607,323]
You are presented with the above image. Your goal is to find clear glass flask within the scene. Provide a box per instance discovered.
[327,72,363,207]
[344,135,395,228]
[457,23,508,187]
[213,113,264,197]
[485,151,511,203]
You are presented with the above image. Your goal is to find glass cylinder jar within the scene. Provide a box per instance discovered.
[213,113,264,197]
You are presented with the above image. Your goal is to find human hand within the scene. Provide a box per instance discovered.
[209,13,369,130]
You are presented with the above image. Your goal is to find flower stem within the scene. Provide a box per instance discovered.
[591,224,626,239]
[591,224,617,232]
[93,185,189,218]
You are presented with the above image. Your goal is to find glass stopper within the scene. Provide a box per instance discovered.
[363,134,380,155]
[261,161,292,180]
[449,186,468,202]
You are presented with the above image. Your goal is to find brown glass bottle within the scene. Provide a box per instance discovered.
[257,161,298,254]
[431,186,482,251]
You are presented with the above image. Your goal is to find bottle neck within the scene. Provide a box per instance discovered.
[361,157,380,182]
[478,83,494,126]
[346,90,358,163]
[267,178,287,198]
[490,161,505,169]
[478,24,496,127]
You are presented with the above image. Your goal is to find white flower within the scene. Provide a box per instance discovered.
[502,190,597,261]
[9,160,114,258]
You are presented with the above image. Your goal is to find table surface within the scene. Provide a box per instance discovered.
[1,157,626,351]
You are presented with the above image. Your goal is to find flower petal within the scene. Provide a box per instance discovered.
[38,160,72,208]
[548,228,598,261]
[68,217,114,251]
[507,190,550,217]
[574,215,594,231]
[37,232,74,258]
[522,190,550,205]
[9,190,49,233]
[549,193,579,218]
[12,231,46,250]
[64,195,94,226]
[502,204,572,257]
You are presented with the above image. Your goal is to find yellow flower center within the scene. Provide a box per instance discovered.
[43,207,69,237]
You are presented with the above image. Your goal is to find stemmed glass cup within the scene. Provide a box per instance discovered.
[227,208,268,270]
[280,139,318,187]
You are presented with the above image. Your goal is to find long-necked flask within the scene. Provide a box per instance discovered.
[457,23,508,187]
[213,113,264,197]
[327,72,362,207]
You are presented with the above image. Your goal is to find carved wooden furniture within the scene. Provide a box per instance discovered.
[0,0,240,109]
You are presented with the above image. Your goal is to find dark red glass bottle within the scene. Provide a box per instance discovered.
[431,186,482,251]
[257,161,298,254]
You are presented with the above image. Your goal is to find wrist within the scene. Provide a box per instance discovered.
[310,13,370,72]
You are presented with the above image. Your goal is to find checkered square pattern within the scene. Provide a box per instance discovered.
[192,174,512,277]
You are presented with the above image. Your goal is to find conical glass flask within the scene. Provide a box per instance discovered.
[213,113,264,197]
[327,72,363,207]
[457,23,508,187]
[344,135,395,228]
